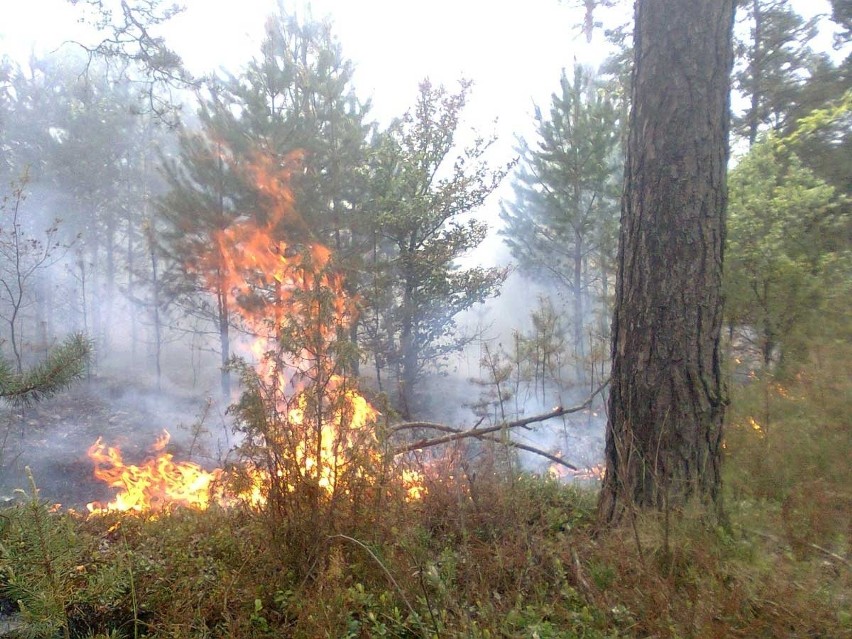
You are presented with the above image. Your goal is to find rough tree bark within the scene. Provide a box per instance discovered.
[598,0,735,523]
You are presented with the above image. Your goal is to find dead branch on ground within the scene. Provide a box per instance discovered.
[389,381,608,471]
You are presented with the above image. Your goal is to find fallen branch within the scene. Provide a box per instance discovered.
[394,421,579,470]
[389,381,608,471]
[392,405,568,453]
[497,437,579,470]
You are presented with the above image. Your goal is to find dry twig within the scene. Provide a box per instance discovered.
[389,381,608,471]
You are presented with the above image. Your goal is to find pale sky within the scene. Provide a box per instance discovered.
[0,0,616,158]
[163,0,598,125]
[2,0,840,155]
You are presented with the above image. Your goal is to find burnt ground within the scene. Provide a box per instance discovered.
[0,379,232,510]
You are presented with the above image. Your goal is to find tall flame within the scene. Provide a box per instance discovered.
[87,149,422,515]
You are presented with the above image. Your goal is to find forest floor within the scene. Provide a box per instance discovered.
[0,351,848,638]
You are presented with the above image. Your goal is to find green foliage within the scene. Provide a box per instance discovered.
[0,4,848,638]
[224,240,391,581]
[1,472,74,639]
[784,86,852,198]
[61,0,191,126]
[230,8,371,253]
[733,0,820,144]
[725,134,847,368]
[501,65,621,288]
[500,64,622,380]
[469,297,573,424]
[725,344,850,510]
[1,52,171,376]
[156,120,250,394]
[0,332,91,406]
[0,174,91,395]
[361,79,510,416]
[157,8,371,395]
[830,0,852,40]
[0,471,130,639]
[0,173,79,372]
[0,449,847,638]
[720,344,850,634]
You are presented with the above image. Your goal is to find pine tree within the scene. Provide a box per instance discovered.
[599,0,735,522]
[65,0,192,126]
[157,9,371,393]
[3,53,170,369]
[203,8,371,262]
[157,111,254,398]
[733,0,820,146]
[500,64,622,382]
[0,333,90,407]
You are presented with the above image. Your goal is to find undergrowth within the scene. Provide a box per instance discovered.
[0,347,848,638]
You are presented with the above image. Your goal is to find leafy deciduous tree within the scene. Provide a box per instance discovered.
[362,80,510,417]
[0,175,76,372]
[726,135,845,369]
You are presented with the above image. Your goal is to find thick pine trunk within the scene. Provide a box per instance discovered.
[598,0,735,523]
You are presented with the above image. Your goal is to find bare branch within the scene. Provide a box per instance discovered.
[392,419,579,469]
[63,0,197,126]
[389,381,608,469]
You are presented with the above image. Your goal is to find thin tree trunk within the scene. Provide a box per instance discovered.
[128,215,138,361]
[399,286,416,419]
[218,278,231,399]
[148,229,162,390]
[748,0,763,147]
[103,218,116,354]
[598,0,735,523]
[399,240,418,419]
[573,230,586,383]
[216,146,231,399]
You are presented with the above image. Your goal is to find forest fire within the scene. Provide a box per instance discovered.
[86,431,226,514]
[86,150,422,515]
[549,461,605,483]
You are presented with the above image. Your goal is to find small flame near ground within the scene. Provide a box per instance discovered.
[548,459,606,483]
[86,427,423,515]
[86,431,227,514]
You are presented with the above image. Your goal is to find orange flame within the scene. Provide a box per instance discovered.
[86,148,422,514]
[86,431,224,514]
[548,460,605,482]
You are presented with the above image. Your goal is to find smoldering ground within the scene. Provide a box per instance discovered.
[0,378,230,509]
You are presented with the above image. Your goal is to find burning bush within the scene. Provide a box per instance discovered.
[83,149,422,543]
